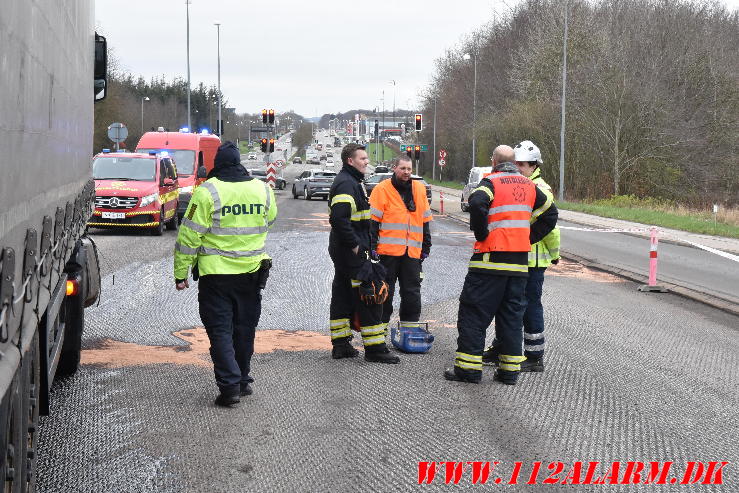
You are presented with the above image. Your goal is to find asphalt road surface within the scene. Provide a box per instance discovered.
[36,140,738,492]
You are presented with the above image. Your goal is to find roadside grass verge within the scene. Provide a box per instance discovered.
[423,177,465,190]
[366,143,398,163]
[559,195,739,239]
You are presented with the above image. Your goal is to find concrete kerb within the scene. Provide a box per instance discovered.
[429,202,739,318]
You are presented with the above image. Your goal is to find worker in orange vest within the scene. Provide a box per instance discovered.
[369,155,432,338]
[444,145,558,386]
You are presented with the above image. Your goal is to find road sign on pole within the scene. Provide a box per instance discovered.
[439,149,447,159]
[438,159,446,167]
[107,122,128,151]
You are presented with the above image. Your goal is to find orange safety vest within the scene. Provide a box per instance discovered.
[369,179,432,258]
[474,172,536,253]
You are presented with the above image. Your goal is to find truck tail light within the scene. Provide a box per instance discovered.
[66,279,80,296]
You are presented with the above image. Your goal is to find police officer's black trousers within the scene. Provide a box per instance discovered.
[380,254,422,324]
[198,272,261,396]
[455,271,527,381]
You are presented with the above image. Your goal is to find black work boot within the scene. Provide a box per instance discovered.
[215,393,240,407]
[364,344,400,364]
[240,383,253,396]
[494,370,518,386]
[520,356,544,373]
[444,367,481,384]
[332,338,359,359]
[482,345,500,367]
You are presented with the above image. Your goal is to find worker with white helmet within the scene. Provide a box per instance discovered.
[483,140,561,373]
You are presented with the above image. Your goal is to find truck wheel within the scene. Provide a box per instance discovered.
[20,331,40,491]
[165,211,178,231]
[151,208,165,236]
[0,370,24,493]
[56,281,85,377]
[292,186,298,199]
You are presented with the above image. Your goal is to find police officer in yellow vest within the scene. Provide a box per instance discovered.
[482,140,560,373]
[174,141,277,407]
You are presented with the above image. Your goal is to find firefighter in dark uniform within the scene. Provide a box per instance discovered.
[444,145,557,385]
[174,141,277,407]
[328,143,399,364]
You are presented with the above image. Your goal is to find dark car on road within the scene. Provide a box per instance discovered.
[292,169,337,200]
[247,168,286,190]
[365,173,432,203]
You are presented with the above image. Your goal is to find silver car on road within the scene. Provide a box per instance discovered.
[292,169,337,200]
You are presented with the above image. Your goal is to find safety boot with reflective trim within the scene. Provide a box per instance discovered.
[364,344,400,364]
[332,338,359,359]
[520,356,544,373]
[444,367,481,384]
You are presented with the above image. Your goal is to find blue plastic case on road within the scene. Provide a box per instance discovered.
[391,322,434,353]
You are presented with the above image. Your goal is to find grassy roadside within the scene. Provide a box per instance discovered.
[366,143,398,163]
[423,177,465,190]
[559,198,739,239]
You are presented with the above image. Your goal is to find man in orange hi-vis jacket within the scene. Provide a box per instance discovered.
[369,155,432,338]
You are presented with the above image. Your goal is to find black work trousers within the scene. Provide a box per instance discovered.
[329,266,386,347]
[198,272,261,396]
[380,253,422,324]
[455,271,527,381]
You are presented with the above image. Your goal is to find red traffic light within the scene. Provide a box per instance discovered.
[262,109,268,124]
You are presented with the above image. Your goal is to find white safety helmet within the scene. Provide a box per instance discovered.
[514,140,543,164]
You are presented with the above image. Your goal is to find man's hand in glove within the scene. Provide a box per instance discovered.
[551,258,560,265]
[421,252,429,262]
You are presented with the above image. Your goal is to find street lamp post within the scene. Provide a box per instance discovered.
[558,1,569,201]
[186,0,192,130]
[381,90,385,161]
[463,51,478,167]
[141,96,150,135]
[432,97,437,181]
[390,80,396,134]
[214,22,222,136]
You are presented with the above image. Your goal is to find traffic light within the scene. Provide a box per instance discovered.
[414,145,421,160]
[269,138,275,152]
[406,146,413,159]
[260,138,268,152]
[262,109,268,124]
[415,114,422,131]
[268,109,275,125]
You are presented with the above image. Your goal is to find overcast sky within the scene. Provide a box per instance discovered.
[96,0,738,118]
